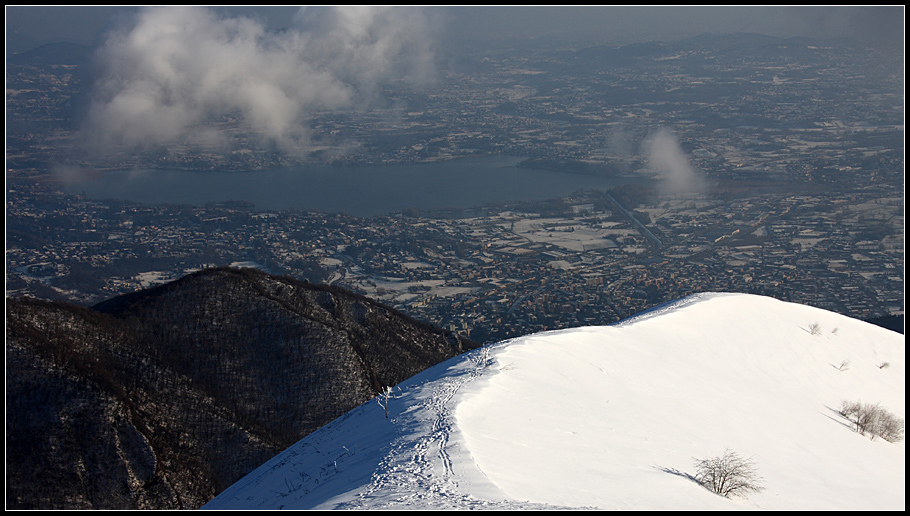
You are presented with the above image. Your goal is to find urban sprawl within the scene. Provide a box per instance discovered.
[6,34,904,342]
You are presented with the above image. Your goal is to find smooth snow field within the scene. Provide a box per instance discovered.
[204,293,905,510]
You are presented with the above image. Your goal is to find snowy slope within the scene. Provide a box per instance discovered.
[204,293,905,510]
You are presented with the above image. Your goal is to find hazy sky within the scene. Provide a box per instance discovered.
[7,6,905,51]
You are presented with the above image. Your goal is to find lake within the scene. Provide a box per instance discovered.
[60,155,652,217]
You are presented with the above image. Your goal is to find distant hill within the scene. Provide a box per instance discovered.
[6,29,48,55]
[562,32,854,66]
[6,267,479,509]
[7,41,94,65]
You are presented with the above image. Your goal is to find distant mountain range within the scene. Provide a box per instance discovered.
[6,41,94,65]
[7,31,860,69]
[6,267,478,509]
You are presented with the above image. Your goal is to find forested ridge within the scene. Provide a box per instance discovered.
[6,267,479,509]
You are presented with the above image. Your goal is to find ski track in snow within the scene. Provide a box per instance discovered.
[321,344,592,510]
[333,371,468,509]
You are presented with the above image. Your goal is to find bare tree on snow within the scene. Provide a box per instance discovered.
[693,449,764,498]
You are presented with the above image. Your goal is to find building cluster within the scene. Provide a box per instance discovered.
[7,180,903,344]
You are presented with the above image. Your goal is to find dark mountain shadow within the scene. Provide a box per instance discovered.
[6,267,478,510]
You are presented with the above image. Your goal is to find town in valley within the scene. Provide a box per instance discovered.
[6,30,904,343]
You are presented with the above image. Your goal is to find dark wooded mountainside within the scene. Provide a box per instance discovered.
[6,267,479,509]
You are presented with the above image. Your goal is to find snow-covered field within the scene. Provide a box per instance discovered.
[204,293,904,510]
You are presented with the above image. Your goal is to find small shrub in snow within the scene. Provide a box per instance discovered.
[377,386,401,418]
[693,449,764,498]
[839,400,867,431]
[839,400,905,442]
[835,359,850,372]
[808,322,822,335]
[874,410,905,443]
[472,347,491,369]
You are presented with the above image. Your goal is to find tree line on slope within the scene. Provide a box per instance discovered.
[6,267,479,509]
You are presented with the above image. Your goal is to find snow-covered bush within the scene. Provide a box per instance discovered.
[839,400,905,442]
[377,386,396,418]
[874,410,905,443]
[693,449,763,498]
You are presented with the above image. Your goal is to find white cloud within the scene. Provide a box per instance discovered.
[643,128,707,196]
[81,6,437,155]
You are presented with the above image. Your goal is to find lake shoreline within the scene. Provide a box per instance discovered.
[59,155,654,218]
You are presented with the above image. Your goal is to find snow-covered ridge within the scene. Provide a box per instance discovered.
[204,293,904,510]
[611,291,717,326]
